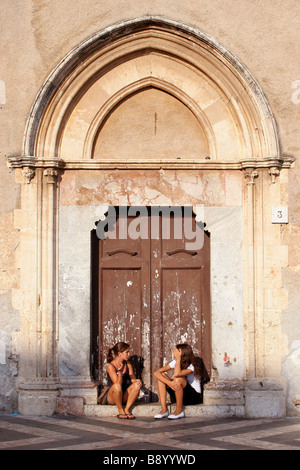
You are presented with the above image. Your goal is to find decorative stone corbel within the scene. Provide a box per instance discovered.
[240,155,295,186]
[22,166,35,184]
[268,166,280,184]
[244,168,258,185]
[6,156,64,185]
[44,168,59,184]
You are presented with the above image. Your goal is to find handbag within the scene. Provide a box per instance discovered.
[97,385,110,405]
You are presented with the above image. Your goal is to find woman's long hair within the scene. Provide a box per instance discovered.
[107,342,130,363]
[176,343,202,379]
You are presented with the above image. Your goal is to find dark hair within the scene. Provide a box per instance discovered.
[107,342,130,363]
[176,343,202,379]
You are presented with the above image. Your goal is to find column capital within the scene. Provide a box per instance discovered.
[268,166,281,184]
[44,168,59,183]
[244,167,258,185]
[22,166,35,184]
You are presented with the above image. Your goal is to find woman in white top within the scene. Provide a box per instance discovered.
[153,343,202,419]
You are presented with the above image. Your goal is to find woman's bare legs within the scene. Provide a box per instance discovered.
[155,373,186,415]
[156,373,169,414]
[172,377,186,415]
[123,382,142,416]
[107,383,126,417]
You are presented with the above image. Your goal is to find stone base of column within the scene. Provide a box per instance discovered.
[18,376,99,416]
[203,378,287,418]
[18,378,59,416]
[57,376,98,416]
[244,378,286,418]
[203,379,245,406]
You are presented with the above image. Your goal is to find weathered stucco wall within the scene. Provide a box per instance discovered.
[1,0,300,415]
[57,169,244,380]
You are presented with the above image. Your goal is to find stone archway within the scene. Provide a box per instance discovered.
[8,17,293,417]
[23,17,281,163]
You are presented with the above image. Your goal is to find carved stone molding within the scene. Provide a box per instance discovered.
[244,168,259,185]
[7,155,294,175]
[240,156,295,185]
[44,168,59,183]
[268,166,281,184]
[22,166,35,184]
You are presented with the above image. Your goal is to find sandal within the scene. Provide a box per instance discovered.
[125,412,136,419]
[117,413,128,419]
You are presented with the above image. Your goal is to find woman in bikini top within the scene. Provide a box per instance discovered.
[107,360,131,392]
[106,342,142,419]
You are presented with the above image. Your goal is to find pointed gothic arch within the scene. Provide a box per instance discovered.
[20,16,284,169]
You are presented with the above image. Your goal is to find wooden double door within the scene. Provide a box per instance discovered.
[91,207,211,397]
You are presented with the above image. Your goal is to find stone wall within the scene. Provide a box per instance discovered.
[1,1,299,416]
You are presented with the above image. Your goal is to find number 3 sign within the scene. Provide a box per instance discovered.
[272,207,288,223]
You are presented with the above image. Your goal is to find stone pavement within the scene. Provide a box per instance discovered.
[0,413,299,453]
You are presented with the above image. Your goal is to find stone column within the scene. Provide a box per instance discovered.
[244,167,258,378]
[242,165,286,417]
[42,168,59,378]
[18,167,60,415]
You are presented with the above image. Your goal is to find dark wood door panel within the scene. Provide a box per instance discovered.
[92,207,211,396]
[101,268,142,347]
[162,268,203,356]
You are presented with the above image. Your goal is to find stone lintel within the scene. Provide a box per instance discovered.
[6,155,294,175]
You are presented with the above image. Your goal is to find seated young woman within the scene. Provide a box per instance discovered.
[105,341,142,419]
[153,343,202,419]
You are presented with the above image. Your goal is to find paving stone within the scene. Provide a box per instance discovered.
[0,414,299,453]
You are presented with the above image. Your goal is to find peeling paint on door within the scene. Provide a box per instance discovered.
[91,207,211,396]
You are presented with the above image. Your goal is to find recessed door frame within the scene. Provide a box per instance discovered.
[91,206,211,397]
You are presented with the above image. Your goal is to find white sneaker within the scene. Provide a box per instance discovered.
[168,411,185,419]
[154,411,169,419]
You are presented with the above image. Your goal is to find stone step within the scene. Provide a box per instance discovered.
[84,402,245,418]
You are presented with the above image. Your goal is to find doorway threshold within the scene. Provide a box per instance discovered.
[83,402,245,418]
